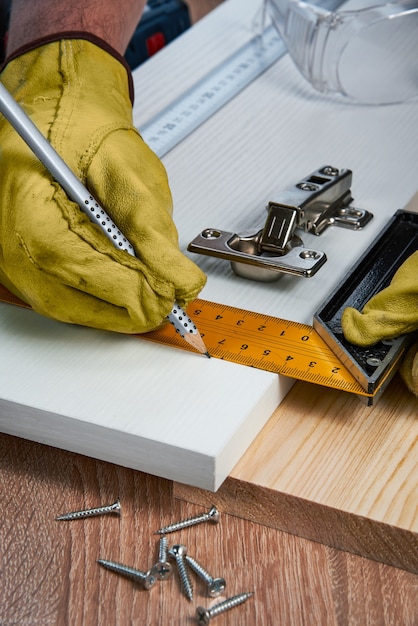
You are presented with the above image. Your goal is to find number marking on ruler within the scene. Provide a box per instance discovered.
[139,25,285,158]
[0,285,373,398]
[140,299,372,398]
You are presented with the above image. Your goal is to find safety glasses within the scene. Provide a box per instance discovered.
[261,0,418,104]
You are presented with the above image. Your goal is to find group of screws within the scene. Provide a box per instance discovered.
[56,499,253,623]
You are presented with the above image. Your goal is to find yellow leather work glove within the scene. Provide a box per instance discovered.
[0,38,206,333]
[341,251,418,395]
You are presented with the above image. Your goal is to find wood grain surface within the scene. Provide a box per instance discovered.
[175,375,418,574]
[1,432,417,625]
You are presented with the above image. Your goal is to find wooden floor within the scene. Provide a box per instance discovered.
[1,432,417,625]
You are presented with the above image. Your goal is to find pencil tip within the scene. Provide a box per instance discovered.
[205,351,211,359]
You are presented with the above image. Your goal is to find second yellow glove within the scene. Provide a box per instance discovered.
[341,251,418,344]
[342,250,418,395]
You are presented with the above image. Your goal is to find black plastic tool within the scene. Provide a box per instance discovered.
[314,210,418,400]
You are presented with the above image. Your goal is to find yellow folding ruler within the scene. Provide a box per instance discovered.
[143,298,376,397]
[0,284,369,396]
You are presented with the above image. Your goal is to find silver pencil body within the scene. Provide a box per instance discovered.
[0,81,197,338]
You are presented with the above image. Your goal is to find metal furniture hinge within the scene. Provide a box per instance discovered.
[188,166,373,281]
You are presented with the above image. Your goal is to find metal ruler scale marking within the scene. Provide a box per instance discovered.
[139,0,345,158]
[140,298,371,397]
[139,25,286,158]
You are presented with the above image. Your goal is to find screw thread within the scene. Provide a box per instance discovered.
[98,559,146,581]
[185,555,212,584]
[157,513,207,534]
[56,499,121,520]
[156,506,219,534]
[97,559,156,589]
[175,557,194,601]
[159,535,169,562]
[209,592,253,618]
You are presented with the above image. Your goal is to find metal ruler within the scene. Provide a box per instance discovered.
[139,0,345,158]
[139,24,285,158]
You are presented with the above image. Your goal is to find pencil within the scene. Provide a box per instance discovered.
[0,81,210,357]
[168,302,209,356]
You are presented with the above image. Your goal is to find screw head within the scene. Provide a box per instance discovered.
[297,182,319,192]
[208,506,220,523]
[168,544,187,558]
[196,606,211,625]
[150,561,173,581]
[112,498,121,511]
[321,166,339,176]
[143,570,157,590]
[208,576,226,597]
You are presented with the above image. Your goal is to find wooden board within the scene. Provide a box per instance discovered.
[174,376,418,574]
[1,0,418,493]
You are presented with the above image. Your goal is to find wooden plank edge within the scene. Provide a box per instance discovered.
[173,477,418,574]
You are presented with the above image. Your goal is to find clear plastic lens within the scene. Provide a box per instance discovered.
[265,0,418,105]
[338,11,418,103]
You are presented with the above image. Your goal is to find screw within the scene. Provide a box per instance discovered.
[366,357,382,368]
[156,505,220,535]
[195,592,254,624]
[297,182,318,192]
[321,165,339,176]
[185,554,226,597]
[97,559,157,590]
[168,544,194,601]
[150,535,173,581]
[56,498,121,521]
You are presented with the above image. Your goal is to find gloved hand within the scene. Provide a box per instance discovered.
[341,251,418,395]
[0,38,206,333]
